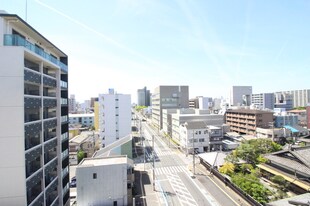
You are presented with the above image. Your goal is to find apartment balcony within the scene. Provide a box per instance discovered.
[43,67,57,78]
[25,133,41,151]
[24,83,40,96]
[24,69,41,85]
[26,170,43,205]
[60,80,68,89]
[43,76,57,88]
[25,146,42,178]
[43,87,56,98]
[44,129,56,142]
[45,158,58,187]
[44,139,57,164]
[4,34,68,72]
[45,180,58,206]
[24,97,41,109]
[43,108,57,119]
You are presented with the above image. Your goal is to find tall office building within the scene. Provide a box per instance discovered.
[251,93,274,110]
[0,12,70,205]
[99,89,131,147]
[230,86,252,106]
[137,86,151,106]
[151,85,189,129]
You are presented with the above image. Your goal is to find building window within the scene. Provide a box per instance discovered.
[93,173,97,179]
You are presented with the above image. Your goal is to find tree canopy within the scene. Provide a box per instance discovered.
[233,139,282,164]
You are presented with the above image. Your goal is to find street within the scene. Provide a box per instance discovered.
[137,120,242,206]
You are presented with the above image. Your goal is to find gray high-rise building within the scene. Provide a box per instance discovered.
[251,93,274,110]
[0,12,70,205]
[230,86,252,106]
[137,86,150,106]
[151,85,189,129]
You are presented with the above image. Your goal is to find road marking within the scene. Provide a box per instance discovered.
[195,166,240,206]
[167,174,197,206]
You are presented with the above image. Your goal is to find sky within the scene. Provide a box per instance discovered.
[1,0,310,103]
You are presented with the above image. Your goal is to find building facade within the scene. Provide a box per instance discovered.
[76,156,134,206]
[189,96,212,110]
[274,92,293,110]
[251,93,274,110]
[68,94,77,113]
[69,113,94,127]
[152,85,189,130]
[162,108,224,143]
[230,86,252,106]
[225,109,273,135]
[180,122,224,154]
[99,90,131,147]
[274,113,298,128]
[137,86,151,106]
[285,89,310,108]
[307,105,310,129]
[0,12,70,205]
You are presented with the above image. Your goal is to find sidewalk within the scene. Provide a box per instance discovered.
[134,162,159,206]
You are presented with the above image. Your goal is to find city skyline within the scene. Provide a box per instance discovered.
[2,0,310,102]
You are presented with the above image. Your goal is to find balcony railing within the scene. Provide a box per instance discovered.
[4,34,68,72]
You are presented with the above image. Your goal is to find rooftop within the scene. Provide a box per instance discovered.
[264,146,310,176]
[78,155,133,167]
[226,109,273,114]
[69,113,94,118]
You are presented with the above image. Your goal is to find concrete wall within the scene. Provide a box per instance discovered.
[0,47,27,205]
[76,163,128,206]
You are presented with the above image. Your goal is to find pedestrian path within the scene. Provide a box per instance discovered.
[167,173,197,206]
[153,165,187,175]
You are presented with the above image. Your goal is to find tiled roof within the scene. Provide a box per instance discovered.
[264,147,310,175]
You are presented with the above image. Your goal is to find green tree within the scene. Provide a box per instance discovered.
[77,149,86,163]
[219,162,235,175]
[234,139,282,164]
[231,173,270,204]
[240,164,253,174]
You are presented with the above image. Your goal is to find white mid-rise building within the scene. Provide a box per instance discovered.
[251,93,274,110]
[162,108,224,143]
[0,12,70,205]
[76,156,134,206]
[99,90,131,147]
[69,113,94,127]
[180,122,224,153]
[230,86,252,106]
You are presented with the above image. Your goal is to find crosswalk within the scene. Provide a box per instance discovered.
[153,165,187,175]
[167,174,197,206]
[154,144,173,156]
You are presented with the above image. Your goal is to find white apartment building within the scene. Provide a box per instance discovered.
[230,86,252,106]
[284,89,310,108]
[179,122,224,153]
[69,113,94,127]
[99,90,131,147]
[76,156,134,206]
[251,93,274,110]
[0,12,70,205]
[162,108,224,143]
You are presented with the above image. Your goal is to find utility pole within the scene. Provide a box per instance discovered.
[192,130,195,175]
[152,135,155,190]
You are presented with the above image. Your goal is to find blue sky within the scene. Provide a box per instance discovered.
[2,0,310,102]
